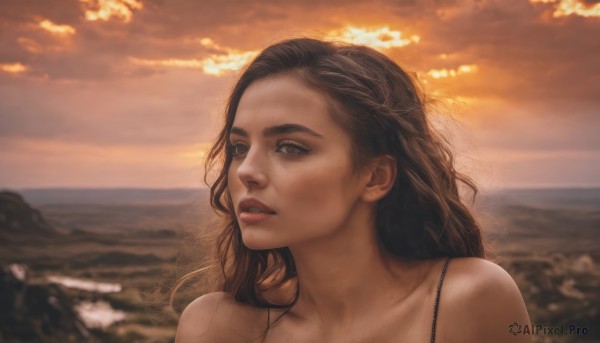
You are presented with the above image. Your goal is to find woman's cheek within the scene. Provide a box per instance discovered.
[282,169,350,227]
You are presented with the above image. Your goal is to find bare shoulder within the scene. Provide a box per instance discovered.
[444,257,517,287]
[175,291,268,343]
[437,257,532,343]
[175,292,229,343]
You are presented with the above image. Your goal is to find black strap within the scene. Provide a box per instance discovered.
[431,257,451,343]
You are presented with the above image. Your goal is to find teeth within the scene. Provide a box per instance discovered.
[247,207,263,213]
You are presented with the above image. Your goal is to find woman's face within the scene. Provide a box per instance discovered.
[227,73,369,250]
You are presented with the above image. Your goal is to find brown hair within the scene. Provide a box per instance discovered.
[173,37,484,314]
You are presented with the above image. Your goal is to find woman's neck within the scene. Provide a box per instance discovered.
[286,202,432,333]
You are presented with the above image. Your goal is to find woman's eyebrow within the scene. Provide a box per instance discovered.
[230,124,323,138]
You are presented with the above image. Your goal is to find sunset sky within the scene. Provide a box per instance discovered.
[1,0,599,189]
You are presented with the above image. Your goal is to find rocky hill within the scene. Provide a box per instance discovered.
[0,264,91,342]
[0,191,55,235]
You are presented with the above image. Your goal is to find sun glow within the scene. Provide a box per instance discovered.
[131,38,258,76]
[131,26,421,76]
[178,143,212,161]
[80,0,143,22]
[130,58,203,69]
[530,0,600,18]
[427,65,478,79]
[325,26,420,50]
[200,52,257,75]
[0,63,29,74]
[39,20,76,35]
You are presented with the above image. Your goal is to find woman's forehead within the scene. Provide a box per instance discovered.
[233,74,337,131]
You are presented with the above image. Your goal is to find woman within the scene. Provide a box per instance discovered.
[175,38,532,342]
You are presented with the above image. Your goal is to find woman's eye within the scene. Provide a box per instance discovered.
[276,141,310,158]
[229,141,309,159]
[230,143,248,157]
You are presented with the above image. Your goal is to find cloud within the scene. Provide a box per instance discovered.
[129,38,260,76]
[0,69,231,146]
[1,0,598,187]
[81,0,143,22]
[325,26,420,49]
[427,64,478,79]
[38,19,76,34]
[0,63,29,74]
[399,0,600,105]
[127,25,422,76]
[530,0,600,18]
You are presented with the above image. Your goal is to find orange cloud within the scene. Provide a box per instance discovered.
[80,0,143,22]
[200,51,258,76]
[130,26,422,77]
[18,37,44,54]
[131,53,257,76]
[530,0,600,18]
[199,38,227,51]
[39,19,76,35]
[427,64,478,79]
[130,57,203,69]
[131,38,258,76]
[325,26,420,50]
[0,63,29,74]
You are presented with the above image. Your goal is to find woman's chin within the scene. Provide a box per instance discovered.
[241,232,285,251]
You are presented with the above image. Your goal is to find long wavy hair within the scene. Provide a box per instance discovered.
[173,37,484,315]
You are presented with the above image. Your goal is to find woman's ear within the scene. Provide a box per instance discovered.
[360,154,397,203]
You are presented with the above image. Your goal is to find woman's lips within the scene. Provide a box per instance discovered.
[239,211,275,224]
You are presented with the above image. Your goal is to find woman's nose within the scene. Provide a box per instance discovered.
[235,147,268,189]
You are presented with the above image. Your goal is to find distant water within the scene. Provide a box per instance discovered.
[47,276,122,293]
[14,188,208,205]
[75,301,127,329]
[46,275,127,328]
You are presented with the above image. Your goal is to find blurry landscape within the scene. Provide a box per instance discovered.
[1,187,599,342]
